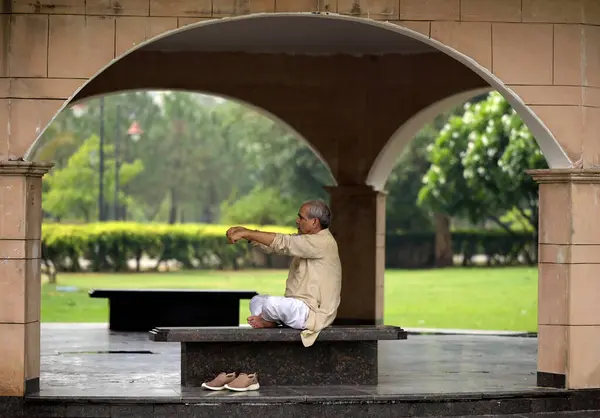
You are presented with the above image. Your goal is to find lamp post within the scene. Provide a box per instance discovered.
[114,105,121,221]
[98,97,105,222]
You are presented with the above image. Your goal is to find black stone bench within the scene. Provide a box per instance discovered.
[89,289,258,332]
[149,325,407,386]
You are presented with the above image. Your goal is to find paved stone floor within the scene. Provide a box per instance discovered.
[38,323,545,398]
[8,324,599,417]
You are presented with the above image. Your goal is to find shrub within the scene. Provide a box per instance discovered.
[42,222,296,273]
[385,229,536,268]
[41,223,537,273]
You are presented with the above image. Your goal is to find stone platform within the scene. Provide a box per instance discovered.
[150,325,407,386]
[2,323,600,417]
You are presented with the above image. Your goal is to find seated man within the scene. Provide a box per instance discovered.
[225,199,341,347]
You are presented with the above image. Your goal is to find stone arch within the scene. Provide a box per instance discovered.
[24,12,570,172]
[366,87,492,191]
[27,88,338,186]
[392,25,571,170]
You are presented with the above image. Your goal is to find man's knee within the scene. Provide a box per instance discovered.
[262,297,277,313]
[261,297,280,322]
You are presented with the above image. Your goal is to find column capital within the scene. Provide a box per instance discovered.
[0,161,54,177]
[0,160,54,177]
[528,169,600,184]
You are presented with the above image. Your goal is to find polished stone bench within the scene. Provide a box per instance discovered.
[89,289,258,331]
[149,325,407,386]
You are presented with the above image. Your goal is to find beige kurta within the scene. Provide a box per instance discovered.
[252,229,342,347]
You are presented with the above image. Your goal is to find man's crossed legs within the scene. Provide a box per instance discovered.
[248,294,309,329]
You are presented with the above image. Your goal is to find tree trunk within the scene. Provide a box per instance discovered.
[45,260,57,285]
[169,188,178,224]
[434,212,454,267]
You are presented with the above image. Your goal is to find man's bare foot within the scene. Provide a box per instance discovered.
[247,315,277,329]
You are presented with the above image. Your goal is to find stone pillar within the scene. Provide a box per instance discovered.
[0,161,53,397]
[325,185,386,325]
[530,169,600,389]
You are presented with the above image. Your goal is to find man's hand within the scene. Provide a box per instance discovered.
[226,226,249,244]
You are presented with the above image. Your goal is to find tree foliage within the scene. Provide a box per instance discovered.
[37,90,546,241]
[418,92,547,234]
[42,135,144,222]
[219,187,297,226]
[385,124,438,233]
[37,92,333,227]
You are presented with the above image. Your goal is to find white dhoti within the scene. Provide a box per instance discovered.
[249,294,309,330]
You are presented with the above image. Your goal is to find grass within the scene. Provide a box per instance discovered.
[41,267,538,332]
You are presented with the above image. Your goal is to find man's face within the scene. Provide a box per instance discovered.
[296,205,318,235]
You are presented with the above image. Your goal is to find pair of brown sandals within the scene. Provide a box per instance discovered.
[201,372,260,392]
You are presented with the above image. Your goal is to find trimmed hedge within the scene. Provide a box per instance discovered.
[41,222,295,273]
[386,230,537,268]
[41,223,537,274]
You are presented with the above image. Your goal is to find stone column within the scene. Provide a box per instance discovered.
[530,169,600,389]
[0,161,53,397]
[325,185,386,325]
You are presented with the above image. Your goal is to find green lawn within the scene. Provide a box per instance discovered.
[41,267,538,331]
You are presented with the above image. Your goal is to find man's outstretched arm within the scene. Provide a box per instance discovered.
[226,226,322,259]
[244,230,276,247]
[226,227,275,247]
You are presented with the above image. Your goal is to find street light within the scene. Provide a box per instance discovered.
[114,104,121,222]
[128,121,144,142]
[71,103,87,117]
[99,97,106,222]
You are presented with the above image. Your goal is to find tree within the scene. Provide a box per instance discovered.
[212,102,333,208]
[43,135,144,222]
[384,113,461,234]
[385,113,461,267]
[219,187,297,226]
[38,91,334,224]
[418,92,547,236]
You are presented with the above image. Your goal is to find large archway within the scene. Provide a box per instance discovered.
[25,13,569,172]
[2,10,596,400]
[366,86,493,190]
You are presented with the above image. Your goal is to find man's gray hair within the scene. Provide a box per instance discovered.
[303,200,332,229]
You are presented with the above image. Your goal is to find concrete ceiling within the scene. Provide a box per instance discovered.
[141,13,438,56]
